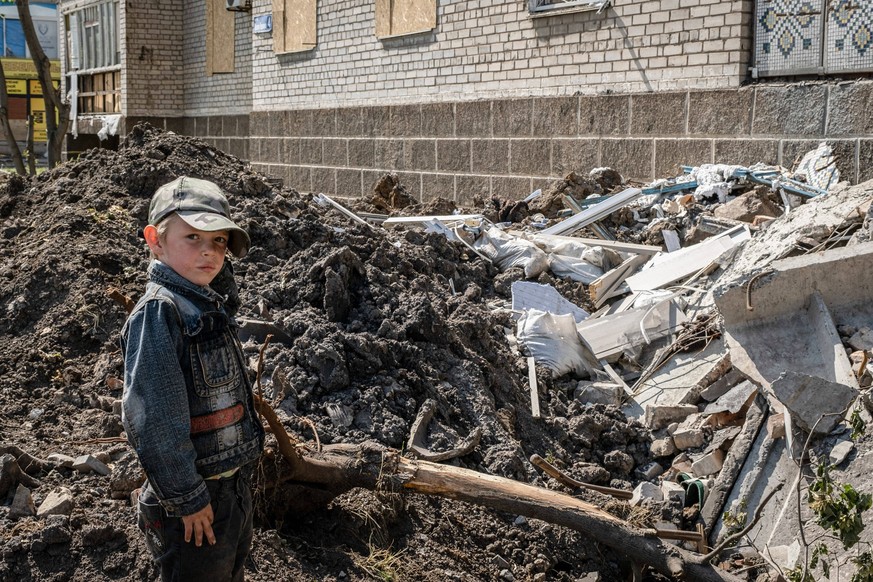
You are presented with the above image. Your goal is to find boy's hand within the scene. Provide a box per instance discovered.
[182,504,216,546]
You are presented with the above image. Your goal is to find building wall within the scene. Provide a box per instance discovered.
[182,1,253,116]
[250,0,755,110]
[220,81,873,202]
[123,0,184,116]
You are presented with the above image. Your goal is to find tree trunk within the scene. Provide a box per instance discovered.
[26,115,36,175]
[17,0,70,168]
[253,402,743,582]
[0,59,27,175]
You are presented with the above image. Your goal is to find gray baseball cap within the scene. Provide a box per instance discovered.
[148,176,251,258]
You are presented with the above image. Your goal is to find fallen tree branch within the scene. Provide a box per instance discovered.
[406,398,482,462]
[530,454,632,500]
[256,400,743,581]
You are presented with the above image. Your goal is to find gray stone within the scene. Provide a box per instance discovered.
[651,437,677,458]
[661,480,686,506]
[47,453,75,468]
[574,381,623,406]
[9,485,35,519]
[848,327,873,351]
[72,455,111,476]
[699,369,745,402]
[714,191,781,222]
[630,482,663,506]
[829,439,854,466]
[771,371,858,434]
[644,404,698,430]
[638,461,664,480]
[673,428,706,451]
[41,515,72,545]
[603,450,634,475]
[703,380,758,416]
[36,487,73,518]
[691,449,724,477]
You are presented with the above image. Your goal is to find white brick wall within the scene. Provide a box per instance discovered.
[183,1,253,116]
[250,0,754,110]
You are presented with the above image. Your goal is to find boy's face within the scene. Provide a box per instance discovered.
[144,215,229,286]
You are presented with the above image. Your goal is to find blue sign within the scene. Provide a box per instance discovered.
[253,14,272,34]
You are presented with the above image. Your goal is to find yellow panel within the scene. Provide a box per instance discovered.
[28,80,41,95]
[285,0,316,50]
[213,0,236,72]
[384,0,436,38]
[206,0,215,75]
[0,58,61,81]
[374,0,391,38]
[6,80,26,95]
[272,0,286,53]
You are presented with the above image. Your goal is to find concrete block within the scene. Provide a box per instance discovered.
[752,85,826,135]
[322,138,347,166]
[336,107,363,137]
[771,371,858,434]
[860,140,873,184]
[661,480,686,505]
[493,99,532,137]
[375,139,404,170]
[436,139,471,172]
[405,139,436,171]
[284,110,310,137]
[348,139,375,168]
[282,138,300,165]
[601,138,654,182]
[713,139,779,167]
[390,104,421,137]
[311,167,336,195]
[631,92,686,135]
[848,327,873,351]
[456,101,491,138]
[456,174,491,205]
[312,108,337,137]
[688,89,753,135]
[651,437,677,457]
[532,96,578,137]
[552,139,599,177]
[420,173,455,202]
[654,138,713,178]
[579,95,629,136]
[299,138,323,165]
[644,404,698,429]
[699,369,744,402]
[703,380,758,417]
[829,439,854,466]
[9,484,35,519]
[510,139,550,176]
[673,428,706,450]
[421,103,455,138]
[575,381,624,406]
[491,176,531,200]
[766,413,786,439]
[471,139,510,174]
[691,449,724,477]
[36,487,74,518]
[336,169,363,198]
[72,455,111,476]
[361,106,390,138]
[630,481,664,506]
[288,166,311,193]
[638,461,664,480]
[826,82,873,136]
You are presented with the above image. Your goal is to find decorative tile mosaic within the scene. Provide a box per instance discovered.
[826,0,873,72]
[755,0,824,74]
[755,0,873,75]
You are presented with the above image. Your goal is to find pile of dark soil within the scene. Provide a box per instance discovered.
[0,125,653,581]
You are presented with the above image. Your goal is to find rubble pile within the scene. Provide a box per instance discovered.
[0,125,650,581]
[3,123,873,580]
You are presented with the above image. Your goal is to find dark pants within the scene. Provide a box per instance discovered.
[137,471,253,582]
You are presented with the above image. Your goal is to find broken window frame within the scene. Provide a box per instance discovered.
[63,0,120,115]
[528,0,607,16]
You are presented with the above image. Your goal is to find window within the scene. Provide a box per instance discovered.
[528,0,608,15]
[65,0,120,114]
[206,0,235,74]
[375,0,436,38]
[754,0,873,76]
[272,0,316,54]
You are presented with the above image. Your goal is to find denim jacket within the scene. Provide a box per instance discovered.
[121,260,264,517]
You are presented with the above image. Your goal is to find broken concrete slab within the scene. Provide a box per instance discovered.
[644,404,698,430]
[574,381,623,406]
[714,190,781,223]
[673,428,706,451]
[829,439,854,466]
[702,380,758,420]
[37,487,74,517]
[651,437,677,458]
[630,481,664,506]
[699,368,744,402]
[848,327,873,351]
[72,455,111,476]
[691,449,725,477]
[770,371,858,434]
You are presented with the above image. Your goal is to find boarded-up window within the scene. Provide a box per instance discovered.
[206,0,235,74]
[375,0,436,38]
[272,0,317,54]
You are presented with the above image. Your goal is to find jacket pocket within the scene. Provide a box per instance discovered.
[190,331,241,397]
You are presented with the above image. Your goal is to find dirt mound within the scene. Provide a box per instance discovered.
[0,124,650,581]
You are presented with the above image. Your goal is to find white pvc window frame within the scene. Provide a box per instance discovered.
[528,0,607,14]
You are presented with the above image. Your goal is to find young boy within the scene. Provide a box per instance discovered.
[121,176,265,582]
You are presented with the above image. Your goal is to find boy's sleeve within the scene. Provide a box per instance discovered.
[121,299,210,517]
